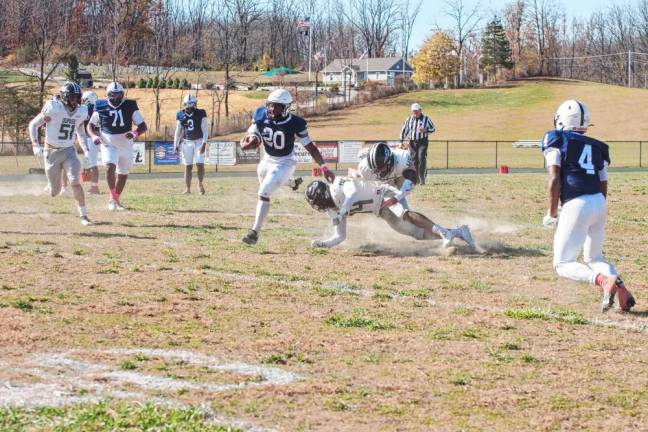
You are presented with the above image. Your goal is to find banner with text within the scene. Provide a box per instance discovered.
[153,141,180,165]
[207,141,236,166]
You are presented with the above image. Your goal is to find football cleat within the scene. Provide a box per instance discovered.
[108,200,117,211]
[615,278,636,312]
[242,229,259,245]
[599,275,618,313]
[291,177,303,191]
[457,225,475,248]
[80,216,93,226]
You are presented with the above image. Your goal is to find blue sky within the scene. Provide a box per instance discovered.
[410,0,615,50]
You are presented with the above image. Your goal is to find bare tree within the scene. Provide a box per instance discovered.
[503,0,525,78]
[345,0,399,57]
[443,0,483,85]
[399,0,422,62]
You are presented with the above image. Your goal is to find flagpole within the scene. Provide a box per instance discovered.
[308,22,313,81]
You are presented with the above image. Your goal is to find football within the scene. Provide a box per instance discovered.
[240,133,262,150]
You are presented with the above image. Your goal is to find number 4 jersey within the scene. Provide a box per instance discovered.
[248,107,310,160]
[90,98,145,148]
[39,99,88,148]
[542,129,610,204]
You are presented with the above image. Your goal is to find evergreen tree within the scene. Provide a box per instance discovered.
[64,55,80,83]
[480,16,514,80]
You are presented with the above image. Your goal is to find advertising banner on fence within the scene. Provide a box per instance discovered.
[294,142,338,164]
[153,141,179,165]
[236,145,261,165]
[133,142,146,166]
[338,141,363,163]
[206,141,236,165]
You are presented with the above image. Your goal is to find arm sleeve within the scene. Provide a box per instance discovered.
[28,114,46,145]
[544,148,561,167]
[320,217,348,248]
[295,129,312,145]
[201,117,210,143]
[90,111,100,128]
[132,110,145,125]
[400,119,409,140]
[393,178,415,202]
[75,119,89,152]
[174,121,184,147]
[247,123,260,134]
[599,161,609,181]
[426,116,435,133]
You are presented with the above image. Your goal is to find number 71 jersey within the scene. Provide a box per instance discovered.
[251,107,309,158]
[42,99,88,148]
[93,99,141,135]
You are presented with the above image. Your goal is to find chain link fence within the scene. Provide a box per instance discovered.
[1,140,646,176]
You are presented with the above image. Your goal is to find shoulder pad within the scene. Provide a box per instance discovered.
[197,109,207,117]
[78,105,88,117]
[582,134,611,163]
[541,130,562,151]
[176,111,185,121]
[94,99,109,110]
[291,115,307,130]
[125,99,139,110]
[253,107,267,122]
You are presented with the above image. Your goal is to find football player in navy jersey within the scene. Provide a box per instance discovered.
[88,82,147,211]
[542,99,635,312]
[240,88,335,245]
[174,94,209,194]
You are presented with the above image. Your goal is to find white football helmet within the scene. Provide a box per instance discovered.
[554,99,589,133]
[266,89,292,119]
[183,94,197,107]
[81,91,98,106]
[106,82,125,106]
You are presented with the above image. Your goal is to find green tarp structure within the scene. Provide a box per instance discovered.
[261,66,300,77]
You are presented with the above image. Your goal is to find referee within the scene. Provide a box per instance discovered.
[400,103,435,184]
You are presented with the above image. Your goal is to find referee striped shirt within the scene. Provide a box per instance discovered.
[400,114,435,141]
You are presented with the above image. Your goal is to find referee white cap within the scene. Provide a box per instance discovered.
[411,103,422,111]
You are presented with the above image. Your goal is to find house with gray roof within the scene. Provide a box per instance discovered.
[323,57,413,86]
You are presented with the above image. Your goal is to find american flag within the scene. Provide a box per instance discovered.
[296,17,310,31]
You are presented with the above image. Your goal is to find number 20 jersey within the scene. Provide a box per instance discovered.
[252,107,309,158]
[41,99,88,148]
[541,129,610,204]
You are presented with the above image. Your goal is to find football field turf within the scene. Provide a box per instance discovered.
[1,173,647,431]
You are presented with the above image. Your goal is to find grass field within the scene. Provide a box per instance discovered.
[1,172,647,430]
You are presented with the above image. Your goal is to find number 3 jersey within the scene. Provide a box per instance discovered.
[90,99,145,148]
[247,107,310,160]
[176,109,207,141]
[541,129,610,204]
[38,99,88,148]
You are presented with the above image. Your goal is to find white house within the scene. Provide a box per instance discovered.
[323,57,414,86]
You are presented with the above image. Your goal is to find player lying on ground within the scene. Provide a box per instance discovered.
[28,82,93,226]
[542,99,635,312]
[305,177,474,249]
[240,89,335,245]
[174,94,209,195]
[352,141,418,210]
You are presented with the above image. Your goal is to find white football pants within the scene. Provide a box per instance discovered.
[256,157,296,199]
[553,193,617,284]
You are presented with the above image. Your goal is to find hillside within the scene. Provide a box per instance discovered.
[303,79,648,142]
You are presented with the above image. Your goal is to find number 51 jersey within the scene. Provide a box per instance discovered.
[42,99,88,148]
[250,107,309,159]
[542,129,610,204]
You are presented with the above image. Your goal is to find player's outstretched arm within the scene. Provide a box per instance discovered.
[311,217,347,248]
[544,165,561,227]
[304,142,335,183]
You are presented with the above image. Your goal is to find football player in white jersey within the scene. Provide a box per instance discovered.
[542,100,635,311]
[354,141,418,209]
[174,94,210,194]
[88,82,147,210]
[239,89,334,245]
[28,82,93,226]
[305,177,474,249]
[81,91,100,194]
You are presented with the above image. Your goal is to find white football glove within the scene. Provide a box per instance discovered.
[310,239,328,248]
[32,145,44,158]
[331,213,344,226]
[543,213,558,228]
